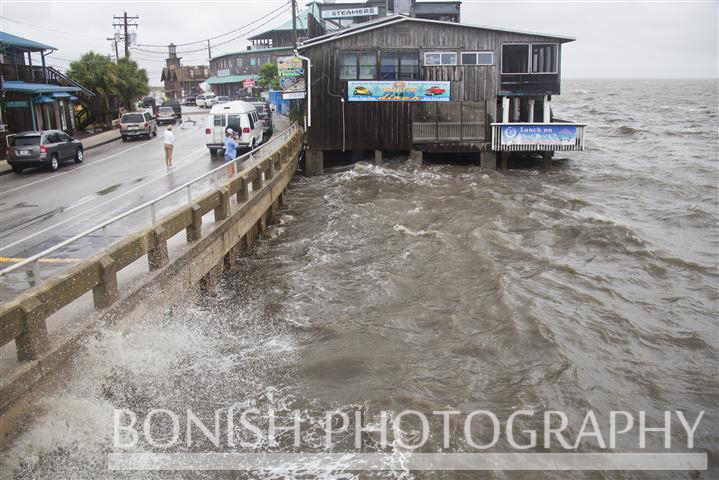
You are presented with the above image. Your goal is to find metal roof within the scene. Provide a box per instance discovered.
[1,81,81,93]
[210,46,293,62]
[0,31,56,51]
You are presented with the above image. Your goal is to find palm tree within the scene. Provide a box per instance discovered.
[114,58,150,110]
[67,52,117,96]
[257,63,279,90]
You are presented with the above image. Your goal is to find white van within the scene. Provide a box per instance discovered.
[196,94,206,108]
[205,101,264,156]
[203,93,217,108]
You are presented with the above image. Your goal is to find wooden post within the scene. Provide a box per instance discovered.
[214,187,230,222]
[16,297,49,362]
[502,96,510,123]
[305,149,324,176]
[409,149,423,166]
[186,204,202,242]
[92,256,119,310]
[148,227,169,271]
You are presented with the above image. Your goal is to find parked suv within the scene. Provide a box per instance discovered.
[120,111,157,141]
[162,100,182,116]
[248,98,274,136]
[7,130,83,173]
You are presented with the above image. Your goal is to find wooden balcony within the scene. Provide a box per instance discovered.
[499,73,560,95]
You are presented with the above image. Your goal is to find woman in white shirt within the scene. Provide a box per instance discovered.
[164,125,175,169]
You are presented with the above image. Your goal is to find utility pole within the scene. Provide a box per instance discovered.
[112,11,139,58]
[291,0,298,48]
[106,37,119,62]
[207,39,212,62]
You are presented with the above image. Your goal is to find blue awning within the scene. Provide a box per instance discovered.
[0,31,56,51]
[2,81,80,94]
[51,92,71,98]
[33,95,55,104]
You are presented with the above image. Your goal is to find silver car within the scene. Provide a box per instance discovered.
[156,107,177,125]
[6,130,83,173]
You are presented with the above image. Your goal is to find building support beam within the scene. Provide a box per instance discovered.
[543,151,552,171]
[502,96,510,123]
[501,152,510,170]
[305,149,324,177]
[543,95,551,122]
[374,150,383,166]
[512,97,520,122]
[409,149,423,166]
[528,99,535,123]
[480,150,496,170]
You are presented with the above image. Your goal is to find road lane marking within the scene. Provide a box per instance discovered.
[0,257,79,264]
[0,145,207,253]
[0,121,198,197]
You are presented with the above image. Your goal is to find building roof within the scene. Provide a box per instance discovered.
[205,74,258,85]
[247,3,321,40]
[1,81,80,94]
[210,46,294,63]
[0,31,56,52]
[299,14,575,50]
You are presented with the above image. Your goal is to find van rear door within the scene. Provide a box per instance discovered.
[212,114,226,144]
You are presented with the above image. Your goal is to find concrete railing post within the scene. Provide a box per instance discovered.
[186,204,202,242]
[252,167,263,191]
[237,176,249,204]
[214,187,230,222]
[16,297,49,362]
[266,158,275,180]
[148,227,169,271]
[92,256,119,310]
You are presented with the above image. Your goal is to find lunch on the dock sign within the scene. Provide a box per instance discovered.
[501,124,577,146]
[347,81,450,102]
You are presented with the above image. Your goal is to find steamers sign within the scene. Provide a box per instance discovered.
[321,7,379,19]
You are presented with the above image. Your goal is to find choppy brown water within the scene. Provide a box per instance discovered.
[2,80,718,479]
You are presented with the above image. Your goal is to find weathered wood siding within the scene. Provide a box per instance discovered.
[303,21,565,151]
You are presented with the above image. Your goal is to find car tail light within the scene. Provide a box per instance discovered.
[205,128,211,134]
[144,122,148,128]
[242,127,250,133]
[40,145,47,154]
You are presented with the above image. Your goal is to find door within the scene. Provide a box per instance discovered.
[57,132,75,159]
[214,114,227,144]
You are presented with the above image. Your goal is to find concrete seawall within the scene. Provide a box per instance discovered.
[0,128,303,444]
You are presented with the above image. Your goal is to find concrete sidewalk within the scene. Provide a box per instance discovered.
[0,129,121,176]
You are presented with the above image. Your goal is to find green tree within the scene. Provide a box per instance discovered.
[113,57,150,110]
[66,51,116,96]
[257,63,279,90]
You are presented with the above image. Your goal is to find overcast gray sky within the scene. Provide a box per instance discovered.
[1,0,717,84]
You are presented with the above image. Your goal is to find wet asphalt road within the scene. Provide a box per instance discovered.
[0,109,289,298]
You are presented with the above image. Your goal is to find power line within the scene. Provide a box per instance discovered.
[0,16,107,41]
[135,1,290,48]
[131,4,291,56]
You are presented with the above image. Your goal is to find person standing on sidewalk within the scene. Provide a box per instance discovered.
[164,125,175,170]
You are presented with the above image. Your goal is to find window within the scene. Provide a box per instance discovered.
[237,57,244,67]
[213,115,226,127]
[424,52,457,66]
[461,52,494,65]
[501,44,529,73]
[380,51,419,80]
[339,52,376,80]
[532,44,557,73]
[250,58,256,66]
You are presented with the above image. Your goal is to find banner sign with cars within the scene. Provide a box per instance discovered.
[347,81,451,102]
[500,124,577,146]
[321,7,379,19]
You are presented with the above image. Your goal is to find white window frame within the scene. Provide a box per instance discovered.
[530,43,559,74]
[501,43,559,74]
[461,51,494,66]
[424,51,457,66]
